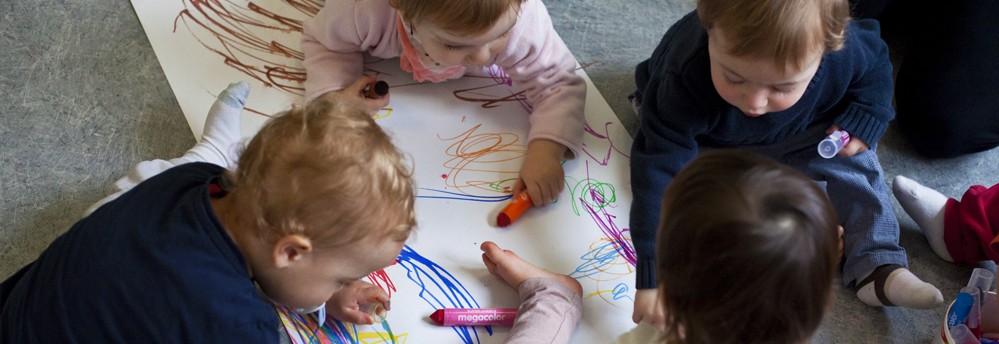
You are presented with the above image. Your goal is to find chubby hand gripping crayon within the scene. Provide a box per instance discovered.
[497,193,532,227]
[363,80,389,98]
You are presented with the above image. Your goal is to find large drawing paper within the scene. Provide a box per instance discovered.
[131,0,637,342]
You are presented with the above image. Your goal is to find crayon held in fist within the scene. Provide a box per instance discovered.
[363,80,389,98]
[497,193,532,227]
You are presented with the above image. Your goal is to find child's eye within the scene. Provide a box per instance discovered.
[725,78,744,85]
[773,86,793,94]
[444,44,461,51]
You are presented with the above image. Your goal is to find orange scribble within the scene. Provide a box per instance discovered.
[438,124,525,195]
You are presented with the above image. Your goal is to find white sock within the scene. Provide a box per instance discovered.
[182,81,249,168]
[857,265,943,309]
[892,175,953,262]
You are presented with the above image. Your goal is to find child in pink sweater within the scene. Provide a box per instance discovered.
[301,0,586,206]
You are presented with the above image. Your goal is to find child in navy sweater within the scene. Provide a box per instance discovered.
[628,0,942,328]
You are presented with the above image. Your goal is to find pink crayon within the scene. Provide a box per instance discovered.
[817,129,851,158]
[429,308,518,327]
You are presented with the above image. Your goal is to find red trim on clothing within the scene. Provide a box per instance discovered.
[944,184,999,263]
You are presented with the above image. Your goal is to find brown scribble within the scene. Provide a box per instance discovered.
[173,0,315,96]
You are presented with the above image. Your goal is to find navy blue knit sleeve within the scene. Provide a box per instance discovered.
[833,19,895,147]
[629,71,707,289]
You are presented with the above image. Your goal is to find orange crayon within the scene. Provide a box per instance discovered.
[497,193,532,227]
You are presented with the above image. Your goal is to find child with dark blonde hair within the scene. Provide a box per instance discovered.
[0,78,416,342]
[628,0,942,326]
[302,0,585,207]
[480,149,842,343]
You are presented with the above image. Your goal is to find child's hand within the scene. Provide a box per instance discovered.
[838,225,845,257]
[633,288,666,333]
[826,125,869,157]
[317,76,390,115]
[513,139,567,207]
[326,280,390,325]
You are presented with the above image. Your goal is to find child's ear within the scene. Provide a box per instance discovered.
[271,234,312,268]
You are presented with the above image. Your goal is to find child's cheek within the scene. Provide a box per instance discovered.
[713,82,742,110]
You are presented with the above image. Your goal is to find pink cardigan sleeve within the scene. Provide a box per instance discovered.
[300,0,401,103]
[497,0,586,158]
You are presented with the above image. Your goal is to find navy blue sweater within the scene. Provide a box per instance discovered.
[1,163,280,343]
[629,12,894,289]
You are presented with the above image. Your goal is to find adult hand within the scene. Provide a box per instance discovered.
[513,139,567,207]
[317,75,390,115]
[326,280,390,325]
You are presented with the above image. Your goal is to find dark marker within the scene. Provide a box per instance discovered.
[364,80,390,98]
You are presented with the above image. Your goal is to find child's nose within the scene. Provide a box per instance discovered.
[466,46,491,66]
[744,88,769,111]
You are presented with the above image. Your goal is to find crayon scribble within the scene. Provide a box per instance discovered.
[566,161,636,266]
[396,245,491,344]
[275,304,408,344]
[434,124,524,197]
[570,238,635,305]
[452,67,531,112]
[366,267,397,299]
[174,0,316,95]
[580,121,630,166]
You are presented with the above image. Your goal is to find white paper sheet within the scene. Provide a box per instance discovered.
[131,0,638,342]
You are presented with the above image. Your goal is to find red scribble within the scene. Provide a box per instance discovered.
[366,267,397,298]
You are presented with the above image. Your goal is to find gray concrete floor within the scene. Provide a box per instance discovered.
[2,0,998,342]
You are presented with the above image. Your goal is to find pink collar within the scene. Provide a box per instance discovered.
[396,16,466,83]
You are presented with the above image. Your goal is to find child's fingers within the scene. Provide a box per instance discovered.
[368,95,390,113]
[344,75,377,94]
[525,183,544,207]
[362,287,390,308]
[838,139,868,157]
[339,308,373,324]
[544,180,560,204]
[511,178,526,195]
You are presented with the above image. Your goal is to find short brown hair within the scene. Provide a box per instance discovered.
[389,0,525,36]
[224,100,416,248]
[698,0,849,71]
[657,150,839,344]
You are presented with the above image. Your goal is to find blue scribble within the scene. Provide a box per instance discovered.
[396,245,491,344]
[612,283,633,302]
[569,241,625,280]
[417,188,511,202]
